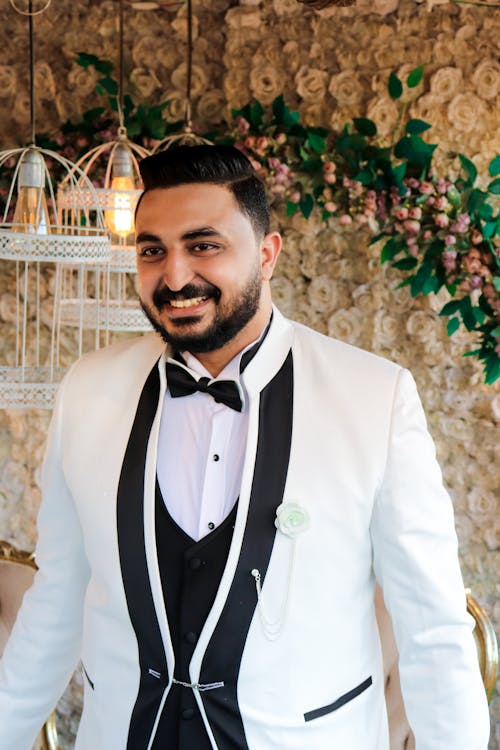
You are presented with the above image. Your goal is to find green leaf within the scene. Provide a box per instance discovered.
[487,178,500,195]
[286,201,299,217]
[410,262,432,296]
[83,107,105,123]
[405,119,432,136]
[439,299,463,316]
[488,155,500,177]
[272,95,286,122]
[447,317,460,336]
[388,72,403,100]
[482,220,497,239]
[391,162,407,185]
[306,132,327,154]
[98,76,118,95]
[391,257,418,271]
[407,66,424,88]
[250,101,265,128]
[422,275,440,295]
[491,325,500,338]
[381,238,399,263]
[354,170,374,186]
[395,277,413,289]
[494,277,500,292]
[299,193,314,219]
[458,154,477,186]
[472,307,486,324]
[76,52,113,75]
[352,118,377,137]
[485,355,500,384]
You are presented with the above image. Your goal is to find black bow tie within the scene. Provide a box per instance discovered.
[166,359,244,412]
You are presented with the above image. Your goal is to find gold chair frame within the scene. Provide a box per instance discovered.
[0,541,59,750]
[466,589,499,703]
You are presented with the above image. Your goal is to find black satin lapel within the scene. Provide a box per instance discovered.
[116,361,169,750]
[199,350,294,750]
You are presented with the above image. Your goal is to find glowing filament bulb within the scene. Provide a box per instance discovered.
[12,149,51,234]
[105,144,135,237]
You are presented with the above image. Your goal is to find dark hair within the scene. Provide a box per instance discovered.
[138,144,270,237]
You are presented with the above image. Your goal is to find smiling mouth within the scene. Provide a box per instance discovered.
[167,296,209,309]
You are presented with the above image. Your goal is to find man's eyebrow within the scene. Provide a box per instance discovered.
[181,226,224,241]
[136,232,162,244]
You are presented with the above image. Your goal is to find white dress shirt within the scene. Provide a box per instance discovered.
[157,337,262,541]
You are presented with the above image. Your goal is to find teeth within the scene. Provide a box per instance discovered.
[169,296,208,309]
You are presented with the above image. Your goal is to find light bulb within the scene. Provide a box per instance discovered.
[104,143,136,238]
[12,150,51,234]
[105,175,135,237]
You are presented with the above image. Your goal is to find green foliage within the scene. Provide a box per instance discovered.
[388,72,403,99]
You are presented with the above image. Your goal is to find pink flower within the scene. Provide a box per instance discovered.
[434,196,449,211]
[407,177,420,189]
[236,117,250,135]
[339,214,352,226]
[268,157,281,170]
[324,201,337,213]
[470,274,483,289]
[423,230,433,240]
[435,213,450,229]
[436,178,448,194]
[419,181,434,194]
[427,196,436,206]
[244,136,256,150]
[471,229,483,245]
[403,219,421,234]
[324,173,336,185]
[275,132,287,145]
[288,190,301,204]
[393,206,409,220]
[409,207,422,220]
[442,250,457,272]
[323,161,336,173]
[444,234,456,246]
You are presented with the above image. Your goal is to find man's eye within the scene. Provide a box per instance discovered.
[192,242,217,252]
[139,246,163,257]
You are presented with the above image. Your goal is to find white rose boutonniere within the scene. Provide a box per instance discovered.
[274,502,310,538]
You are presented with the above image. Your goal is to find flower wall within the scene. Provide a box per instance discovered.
[0,0,498,746]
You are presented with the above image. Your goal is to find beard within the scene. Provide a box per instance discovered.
[140,266,262,354]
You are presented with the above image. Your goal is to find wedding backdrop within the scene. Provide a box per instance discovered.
[0,0,498,746]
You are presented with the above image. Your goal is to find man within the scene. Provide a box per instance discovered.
[0,145,490,749]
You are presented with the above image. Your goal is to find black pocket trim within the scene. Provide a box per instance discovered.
[304,676,373,722]
[82,664,95,691]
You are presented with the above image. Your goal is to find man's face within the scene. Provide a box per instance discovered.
[135,183,275,353]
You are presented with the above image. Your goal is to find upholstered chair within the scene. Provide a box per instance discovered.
[0,541,59,750]
[375,583,498,749]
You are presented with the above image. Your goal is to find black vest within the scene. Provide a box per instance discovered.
[152,482,237,749]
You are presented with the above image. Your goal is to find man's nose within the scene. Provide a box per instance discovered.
[162,251,194,292]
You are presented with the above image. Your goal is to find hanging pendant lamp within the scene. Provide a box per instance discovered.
[0,0,111,409]
[153,0,213,153]
[58,0,152,336]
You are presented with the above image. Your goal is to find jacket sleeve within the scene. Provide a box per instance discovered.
[0,368,90,750]
[370,367,490,749]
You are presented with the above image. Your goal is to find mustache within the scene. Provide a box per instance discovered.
[152,282,221,309]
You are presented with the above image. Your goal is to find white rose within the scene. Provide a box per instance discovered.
[0,65,16,98]
[295,66,328,101]
[68,64,98,97]
[484,519,500,551]
[430,67,463,102]
[307,275,338,313]
[471,59,500,101]
[197,89,226,124]
[328,70,364,107]
[225,6,262,29]
[406,310,438,342]
[249,62,284,104]
[171,63,208,99]
[270,277,295,316]
[275,502,310,538]
[130,67,161,98]
[447,94,487,133]
[327,308,362,344]
[373,310,401,347]
[366,95,399,137]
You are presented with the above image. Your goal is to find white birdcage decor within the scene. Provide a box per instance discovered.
[0,145,111,408]
[57,0,153,336]
[57,129,152,335]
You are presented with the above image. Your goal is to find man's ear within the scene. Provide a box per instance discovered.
[260,232,282,281]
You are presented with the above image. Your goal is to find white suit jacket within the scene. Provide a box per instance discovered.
[0,308,490,749]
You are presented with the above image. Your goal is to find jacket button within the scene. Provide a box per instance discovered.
[181,708,195,720]
[189,557,201,570]
[184,631,197,644]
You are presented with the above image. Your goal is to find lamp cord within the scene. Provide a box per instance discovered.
[29,0,35,145]
[184,0,193,130]
[118,0,125,132]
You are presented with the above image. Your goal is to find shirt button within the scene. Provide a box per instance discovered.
[184,631,197,644]
[189,557,201,570]
[181,708,195,720]
[213,454,220,462]
[208,521,215,530]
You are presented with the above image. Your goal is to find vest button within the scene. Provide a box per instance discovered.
[184,631,197,644]
[181,708,195,720]
[189,557,201,570]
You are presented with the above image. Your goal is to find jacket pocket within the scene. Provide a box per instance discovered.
[304,676,372,722]
[82,663,95,691]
